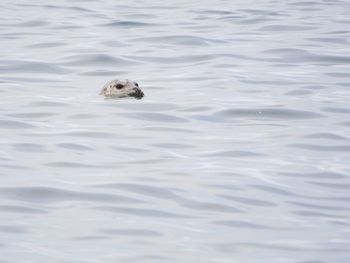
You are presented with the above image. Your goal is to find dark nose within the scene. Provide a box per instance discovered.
[133,87,144,99]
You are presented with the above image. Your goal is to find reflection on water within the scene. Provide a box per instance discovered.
[1,0,350,262]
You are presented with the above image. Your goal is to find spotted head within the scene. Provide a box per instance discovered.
[100,79,144,99]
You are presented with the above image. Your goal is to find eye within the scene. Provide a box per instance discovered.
[115,84,124,89]
[134,82,139,87]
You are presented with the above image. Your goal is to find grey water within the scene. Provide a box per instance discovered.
[1,0,350,262]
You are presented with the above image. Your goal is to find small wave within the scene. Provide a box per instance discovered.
[61,54,137,67]
[201,150,264,157]
[218,194,277,207]
[3,19,49,28]
[290,144,350,152]
[123,112,188,123]
[213,220,268,229]
[0,60,69,74]
[0,186,143,204]
[94,206,191,218]
[213,108,324,121]
[0,120,35,129]
[95,183,180,200]
[6,112,58,118]
[176,198,242,213]
[12,143,47,152]
[321,107,350,114]
[303,133,348,140]
[262,48,350,64]
[99,228,162,237]
[132,35,225,46]
[259,25,317,31]
[0,225,29,234]
[27,101,70,107]
[56,143,94,151]
[151,143,193,149]
[101,21,159,28]
[125,54,218,64]
[45,161,114,168]
[0,205,47,214]
[108,102,179,111]
[280,171,348,179]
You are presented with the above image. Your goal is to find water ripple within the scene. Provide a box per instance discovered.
[213,108,324,121]
[101,21,160,28]
[213,220,268,229]
[123,112,189,123]
[0,187,143,204]
[94,206,191,218]
[290,144,350,152]
[61,54,138,67]
[1,0,350,261]
[0,120,35,129]
[99,228,162,237]
[0,60,69,74]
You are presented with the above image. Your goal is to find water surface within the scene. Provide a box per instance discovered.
[1,0,350,262]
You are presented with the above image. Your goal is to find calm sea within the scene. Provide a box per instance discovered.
[1,0,350,262]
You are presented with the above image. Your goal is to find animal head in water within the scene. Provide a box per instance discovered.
[100,79,144,99]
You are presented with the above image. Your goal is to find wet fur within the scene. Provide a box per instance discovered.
[100,79,144,99]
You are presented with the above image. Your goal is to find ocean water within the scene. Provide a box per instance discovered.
[1,0,350,262]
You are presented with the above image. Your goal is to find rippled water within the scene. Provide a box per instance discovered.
[1,0,350,262]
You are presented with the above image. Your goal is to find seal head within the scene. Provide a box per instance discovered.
[100,79,144,99]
